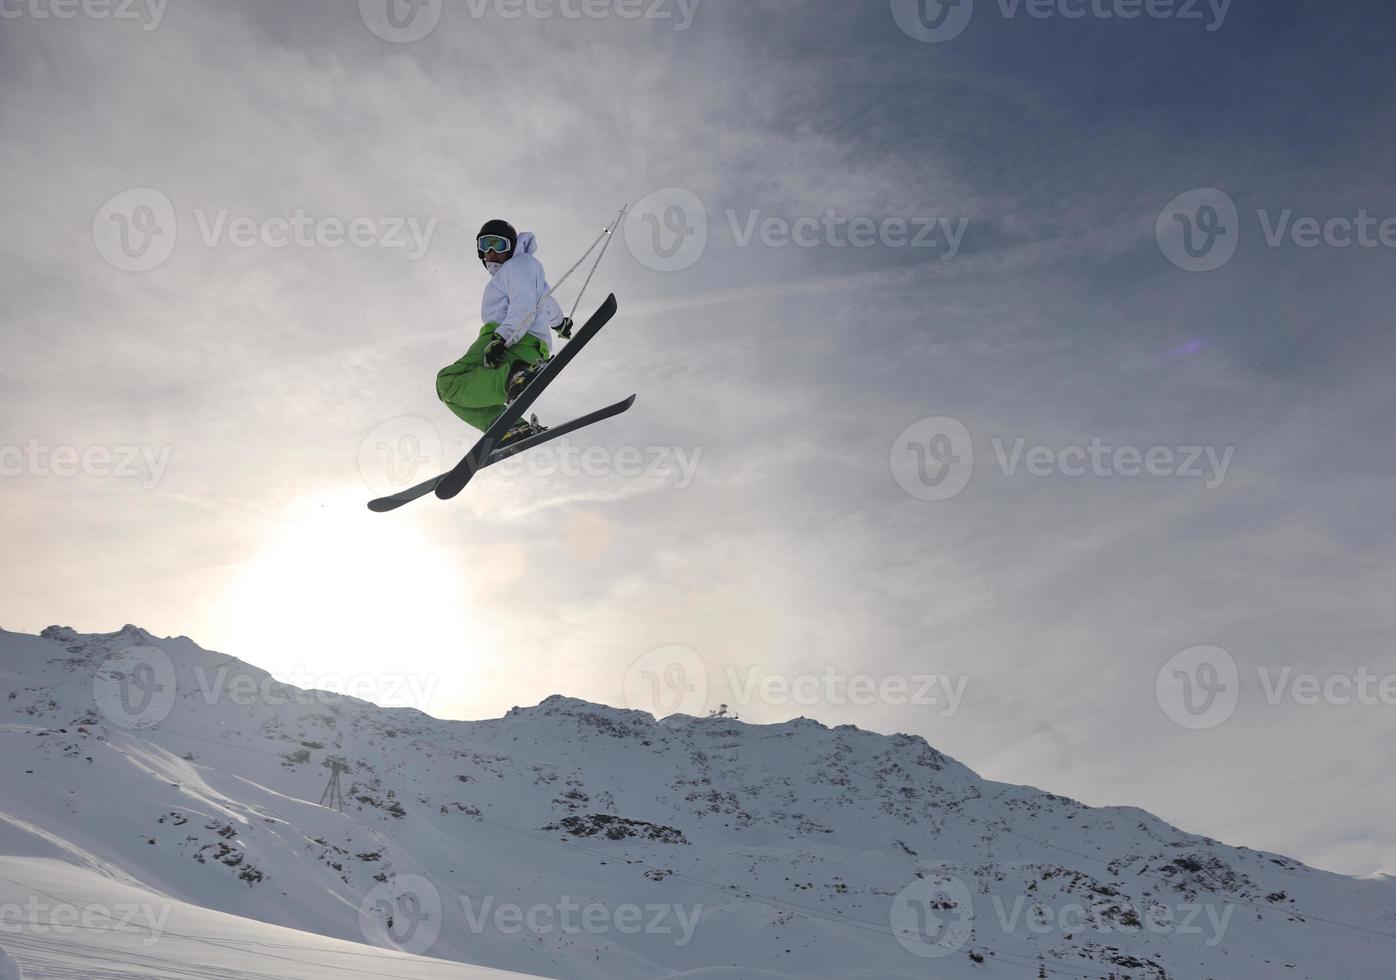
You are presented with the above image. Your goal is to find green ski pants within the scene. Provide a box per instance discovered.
[435,323,549,432]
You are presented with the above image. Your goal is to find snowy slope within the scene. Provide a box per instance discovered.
[0,856,542,980]
[1,625,1394,979]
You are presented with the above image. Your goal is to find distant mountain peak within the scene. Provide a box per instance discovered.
[2,624,1391,979]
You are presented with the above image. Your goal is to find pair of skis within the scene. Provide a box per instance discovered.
[368,294,630,513]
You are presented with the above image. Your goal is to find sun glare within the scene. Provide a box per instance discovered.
[211,490,494,719]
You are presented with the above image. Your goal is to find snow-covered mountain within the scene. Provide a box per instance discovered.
[0,857,535,980]
[1,625,1393,979]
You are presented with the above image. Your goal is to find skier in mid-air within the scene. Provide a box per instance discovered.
[368,210,632,511]
[435,219,571,445]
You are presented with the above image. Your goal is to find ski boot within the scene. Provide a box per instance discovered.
[498,414,546,448]
[506,359,549,403]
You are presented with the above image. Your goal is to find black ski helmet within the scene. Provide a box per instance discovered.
[477,218,518,267]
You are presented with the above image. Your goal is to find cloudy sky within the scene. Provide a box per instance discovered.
[2,0,1394,877]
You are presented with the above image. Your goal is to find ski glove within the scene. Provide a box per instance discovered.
[483,333,510,368]
[553,317,575,340]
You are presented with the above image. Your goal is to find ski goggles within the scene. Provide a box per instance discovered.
[477,234,513,255]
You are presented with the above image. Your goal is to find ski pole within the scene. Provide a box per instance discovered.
[516,205,627,340]
[560,204,628,339]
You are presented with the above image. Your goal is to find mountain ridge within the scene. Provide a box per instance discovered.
[2,624,1393,978]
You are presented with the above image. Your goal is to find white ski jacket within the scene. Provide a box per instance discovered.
[481,232,564,351]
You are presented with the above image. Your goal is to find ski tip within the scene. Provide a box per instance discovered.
[434,473,471,501]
